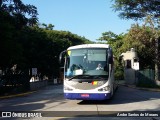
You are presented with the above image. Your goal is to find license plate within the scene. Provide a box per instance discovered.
[81,94,89,97]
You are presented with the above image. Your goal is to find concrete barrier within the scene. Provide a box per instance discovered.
[48,78,63,85]
[30,80,48,90]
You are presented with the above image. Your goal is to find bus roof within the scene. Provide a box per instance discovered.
[67,44,109,50]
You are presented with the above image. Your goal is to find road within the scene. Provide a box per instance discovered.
[0,85,160,120]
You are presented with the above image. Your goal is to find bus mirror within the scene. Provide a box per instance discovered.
[108,48,113,64]
[108,56,113,64]
[59,50,66,64]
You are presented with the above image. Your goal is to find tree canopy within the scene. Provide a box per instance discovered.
[112,0,160,21]
[0,0,93,79]
[98,24,160,79]
[112,0,160,81]
[0,0,38,26]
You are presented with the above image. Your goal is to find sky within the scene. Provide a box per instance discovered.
[23,0,136,41]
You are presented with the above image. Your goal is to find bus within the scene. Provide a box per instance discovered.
[59,44,117,100]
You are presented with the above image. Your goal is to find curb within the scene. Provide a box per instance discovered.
[119,84,160,92]
[0,84,61,99]
[0,91,37,99]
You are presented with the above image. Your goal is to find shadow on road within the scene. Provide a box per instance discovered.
[0,85,160,120]
[78,85,160,105]
[0,85,66,111]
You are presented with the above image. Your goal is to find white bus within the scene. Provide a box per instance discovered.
[59,44,117,100]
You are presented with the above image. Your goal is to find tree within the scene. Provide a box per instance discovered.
[18,26,92,78]
[0,0,38,90]
[0,10,23,70]
[0,0,38,67]
[112,0,160,21]
[112,0,160,82]
[98,31,125,80]
[0,0,38,27]
[41,23,54,30]
[121,24,156,68]
[98,31,124,55]
[48,24,54,30]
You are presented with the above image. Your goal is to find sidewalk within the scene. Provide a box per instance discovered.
[118,80,160,92]
[0,84,62,99]
[124,84,160,92]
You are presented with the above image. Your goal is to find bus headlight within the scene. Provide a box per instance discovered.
[64,86,73,91]
[98,86,110,91]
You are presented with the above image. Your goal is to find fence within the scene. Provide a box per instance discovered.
[137,69,156,87]
[136,43,160,87]
[0,73,30,95]
[0,73,63,96]
[137,70,160,88]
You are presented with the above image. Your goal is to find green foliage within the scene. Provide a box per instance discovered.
[0,0,92,78]
[112,0,160,21]
[41,23,55,30]
[98,31,125,80]
[0,0,38,70]
[0,0,38,26]
[7,25,91,78]
[112,0,160,81]
[121,24,156,69]
[45,30,92,46]
[98,24,160,79]
[0,10,23,69]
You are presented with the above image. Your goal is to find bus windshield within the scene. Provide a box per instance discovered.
[65,48,109,79]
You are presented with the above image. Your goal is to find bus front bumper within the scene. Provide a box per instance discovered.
[64,93,111,100]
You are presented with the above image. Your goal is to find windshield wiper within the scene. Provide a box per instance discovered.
[94,75,108,79]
